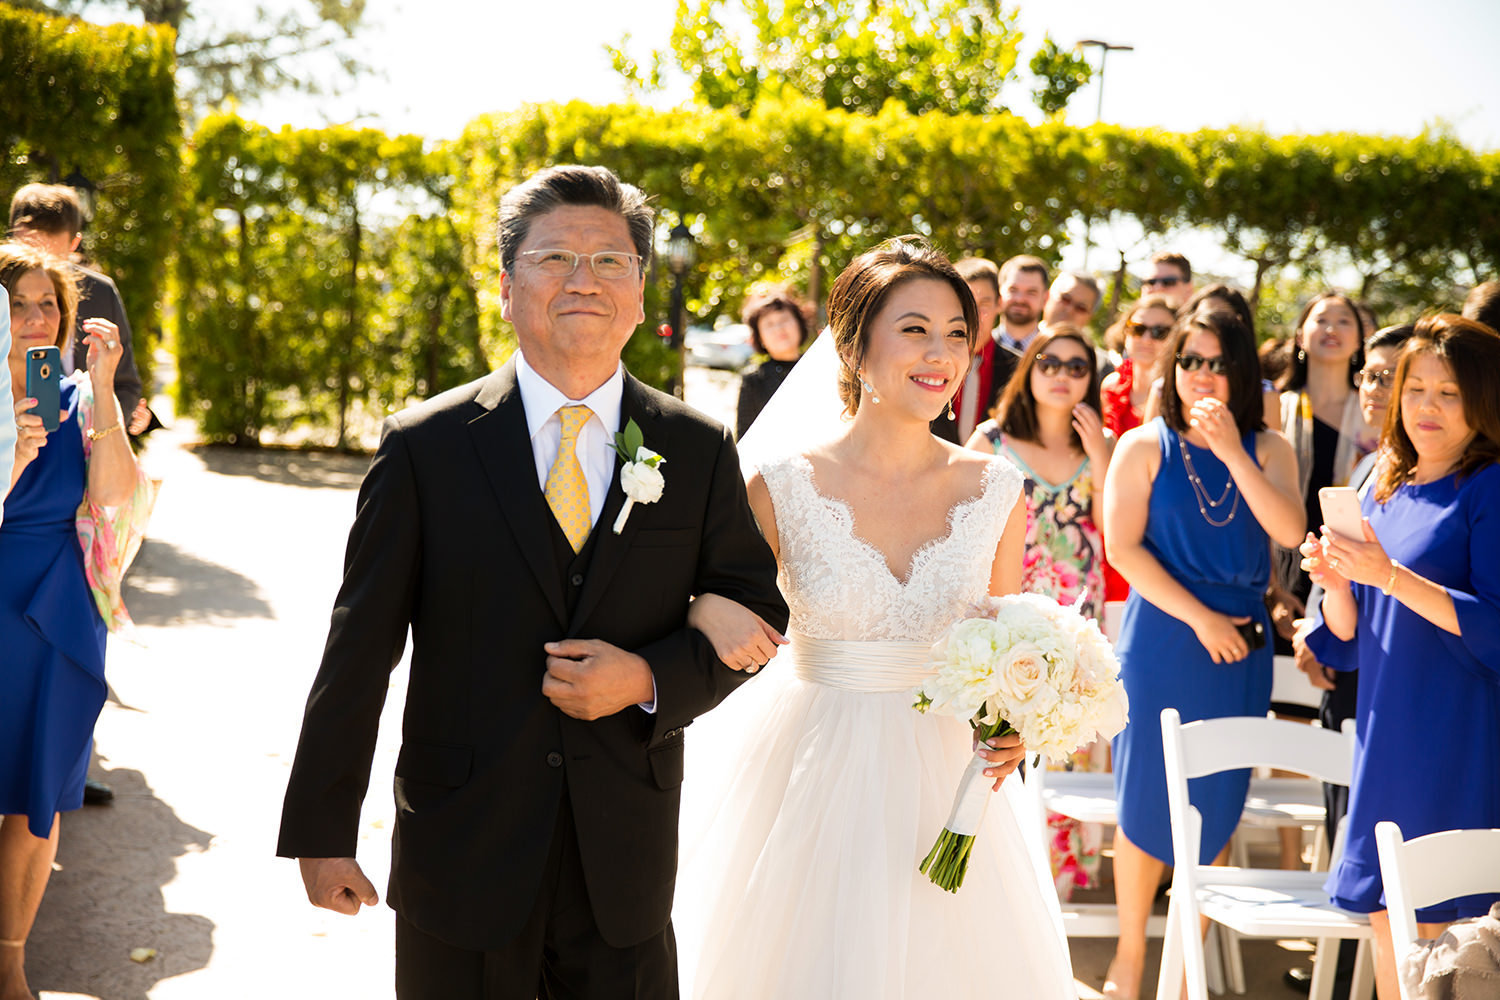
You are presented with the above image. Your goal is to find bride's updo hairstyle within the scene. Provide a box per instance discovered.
[827,236,978,417]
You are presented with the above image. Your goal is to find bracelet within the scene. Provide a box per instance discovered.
[87,423,121,442]
[1382,559,1401,597]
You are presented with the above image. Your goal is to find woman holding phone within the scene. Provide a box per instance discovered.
[1302,314,1500,1000]
[1100,305,1304,1000]
[0,241,137,1000]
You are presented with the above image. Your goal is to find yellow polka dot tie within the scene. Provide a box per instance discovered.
[545,405,592,553]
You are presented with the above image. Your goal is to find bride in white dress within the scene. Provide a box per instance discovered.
[674,239,1076,999]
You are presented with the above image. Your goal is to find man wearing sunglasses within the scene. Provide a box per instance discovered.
[1041,272,1101,332]
[1139,251,1194,308]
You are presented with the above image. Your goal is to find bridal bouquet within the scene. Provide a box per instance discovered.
[913,593,1128,892]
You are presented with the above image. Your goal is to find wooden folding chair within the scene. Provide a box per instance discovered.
[1158,708,1374,1000]
[1375,820,1500,1000]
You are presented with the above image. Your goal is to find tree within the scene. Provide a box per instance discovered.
[610,0,1025,117]
[1029,36,1092,118]
[3,0,367,110]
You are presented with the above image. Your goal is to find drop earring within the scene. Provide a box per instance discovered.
[945,397,956,421]
[858,368,880,404]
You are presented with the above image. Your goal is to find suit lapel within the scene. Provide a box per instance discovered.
[569,374,664,634]
[469,360,569,626]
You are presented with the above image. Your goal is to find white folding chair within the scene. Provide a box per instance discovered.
[1158,708,1374,1000]
[1375,820,1500,1000]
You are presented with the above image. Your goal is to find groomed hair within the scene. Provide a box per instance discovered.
[996,325,1102,450]
[0,241,79,349]
[827,236,978,417]
[1104,293,1175,353]
[1366,323,1415,355]
[954,257,999,299]
[1373,314,1500,503]
[496,165,654,273]
[1150,251,1192,282]
[1462,280,1500,334]
[742,286,811,355]
[1178,282,1254,335]
[1058,272,1101,313]
[998,254,1049,290]
[1280,291,1366,392]
[1157,307,1265,437]
[9,183,83,238]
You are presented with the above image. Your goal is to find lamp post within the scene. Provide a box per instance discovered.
[666,221,696,399]
[1075,39,1133,268]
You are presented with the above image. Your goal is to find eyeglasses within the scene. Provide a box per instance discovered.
[1176,353,1231,376]
[1056,292,1094,315]
[1357,367,1395,390]
[1142,275,1185,289]
[518,249,642,279]
[1126,322,1174,341]
[1035,354,1092,379]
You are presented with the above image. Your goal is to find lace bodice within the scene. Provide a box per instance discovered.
[759,454,1023,642]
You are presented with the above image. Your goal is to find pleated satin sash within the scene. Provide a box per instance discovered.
[789,633,935,693]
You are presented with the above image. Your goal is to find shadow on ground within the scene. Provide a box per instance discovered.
[122,539,273,625]
[191,445,369,490]
[28,759,215,1000]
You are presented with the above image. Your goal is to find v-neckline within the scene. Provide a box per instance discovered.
[792,454,992,587]
[999,436,1088,493]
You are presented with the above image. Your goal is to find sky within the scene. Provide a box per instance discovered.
[241,0,1500,282]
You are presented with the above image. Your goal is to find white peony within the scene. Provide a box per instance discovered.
[620,459,665,503]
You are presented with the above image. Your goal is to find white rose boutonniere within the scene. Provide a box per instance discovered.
[611,418,665,534]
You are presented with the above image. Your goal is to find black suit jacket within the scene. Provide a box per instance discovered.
[276,360,787,951]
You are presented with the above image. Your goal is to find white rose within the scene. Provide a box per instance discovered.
[620,461,665,503]
[993,641,1049,711]
[1089,683,1130,741]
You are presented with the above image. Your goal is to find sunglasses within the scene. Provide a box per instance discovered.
[1176,353,1231,376]
[1142,275,1185,289]
[1126,322,1173,341]
[1357,368,1394,390]
[1035,354,1092,379]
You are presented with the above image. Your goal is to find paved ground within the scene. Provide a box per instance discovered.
[22,366,1316,999]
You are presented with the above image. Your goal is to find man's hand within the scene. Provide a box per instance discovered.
[543,639,655,720]
[299,857,379,915]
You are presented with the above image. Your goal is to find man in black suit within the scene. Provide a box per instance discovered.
[277,165,788,999]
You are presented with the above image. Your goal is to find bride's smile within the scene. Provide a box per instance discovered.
[855,277,972,421]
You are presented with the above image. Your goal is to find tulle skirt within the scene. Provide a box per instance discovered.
[674,636,1075,999]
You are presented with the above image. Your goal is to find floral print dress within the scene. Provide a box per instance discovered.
[979,422,1106,899]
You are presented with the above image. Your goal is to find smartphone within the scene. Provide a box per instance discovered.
[1235,619,1267,651]
[1319,486,1363,540]
[24,346,61,433]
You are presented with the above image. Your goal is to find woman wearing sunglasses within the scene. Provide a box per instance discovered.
[1100,308,1305,1000]
[966,325,1115,901]
[1101,296,1176,436]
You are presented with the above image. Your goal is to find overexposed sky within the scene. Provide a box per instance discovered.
[251,0,1500,149]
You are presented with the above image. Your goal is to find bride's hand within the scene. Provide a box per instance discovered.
[688,593,787,673]
[977,732,1025,790]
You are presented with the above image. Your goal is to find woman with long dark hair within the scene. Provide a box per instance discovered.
[1100,307,1304,999]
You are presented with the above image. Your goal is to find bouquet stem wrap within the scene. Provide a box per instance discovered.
[920,717,1014,892]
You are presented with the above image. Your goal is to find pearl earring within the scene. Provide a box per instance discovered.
[858,369,880,404]
[945,397,956,421]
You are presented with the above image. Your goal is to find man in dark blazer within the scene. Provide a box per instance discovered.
[277,165,788,999]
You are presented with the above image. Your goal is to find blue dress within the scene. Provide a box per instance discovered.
[1307,463,1500,922]
[1111,418,1273,864]
[0,381,108,838]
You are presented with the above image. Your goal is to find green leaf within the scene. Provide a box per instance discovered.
[623,418,645,458]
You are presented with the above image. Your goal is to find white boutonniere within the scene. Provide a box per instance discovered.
[611,418,665,534]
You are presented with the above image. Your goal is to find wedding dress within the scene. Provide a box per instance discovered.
[675,451,1077,999]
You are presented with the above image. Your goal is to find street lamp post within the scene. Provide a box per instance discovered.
[666,222,696,399]
[1075,39,1133,268]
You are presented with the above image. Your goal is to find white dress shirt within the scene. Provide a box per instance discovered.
[515,351,623,530]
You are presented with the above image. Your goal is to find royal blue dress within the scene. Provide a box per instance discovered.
[0,381,108,838]
[1111,418,1274,864]
[1307,462,1500,922]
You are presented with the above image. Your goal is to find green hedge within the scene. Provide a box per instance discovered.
[0,6,180,390]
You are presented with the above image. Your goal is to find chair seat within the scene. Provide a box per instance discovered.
[1195,870,1373,939]
[1039,771,1118,825]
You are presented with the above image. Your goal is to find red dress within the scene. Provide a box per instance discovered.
[1099,359,1139,602]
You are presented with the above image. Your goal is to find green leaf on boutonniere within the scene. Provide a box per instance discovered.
[613,418,645,464]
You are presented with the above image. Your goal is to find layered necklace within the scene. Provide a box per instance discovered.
[1177,431,1240,527]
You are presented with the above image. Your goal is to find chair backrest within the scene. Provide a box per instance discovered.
[1375,820,1500,967]
[1271,653,1325,712]
[1164,709,1355,786]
